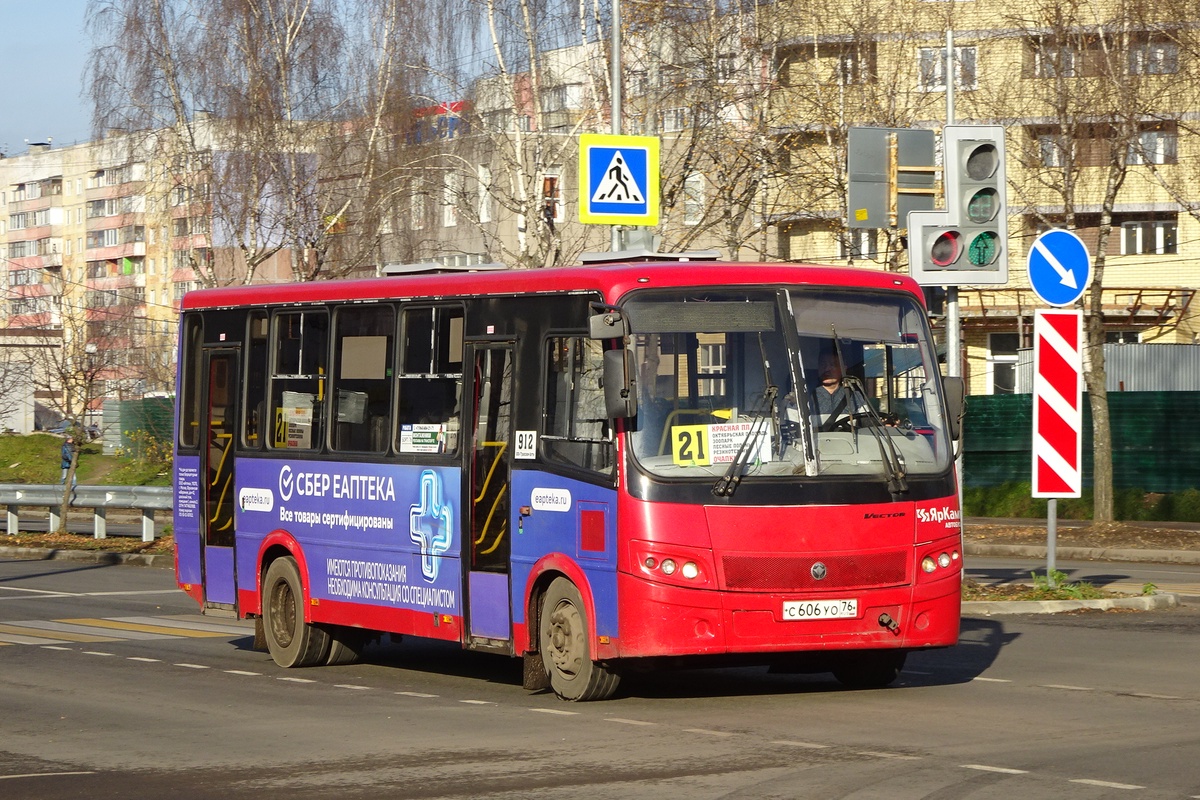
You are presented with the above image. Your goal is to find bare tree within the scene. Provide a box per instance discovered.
[87,0,432,284]
[420,0,613,268]
[975,0,1175,522]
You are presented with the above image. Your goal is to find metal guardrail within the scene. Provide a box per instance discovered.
[0,484,172,542]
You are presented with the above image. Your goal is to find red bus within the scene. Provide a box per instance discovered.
[173,256,965,700]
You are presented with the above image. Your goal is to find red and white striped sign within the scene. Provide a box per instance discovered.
[1032,309,1083,497]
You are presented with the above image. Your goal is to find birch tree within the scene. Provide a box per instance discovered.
[980,0,1174,522]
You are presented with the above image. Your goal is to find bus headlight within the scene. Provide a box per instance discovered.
[631,541,715,587]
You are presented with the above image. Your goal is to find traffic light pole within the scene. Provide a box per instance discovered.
[946,30,960,384]
[945,31,964,514]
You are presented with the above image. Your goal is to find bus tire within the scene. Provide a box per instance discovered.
[539,577,620,701]
[262,557,331,668]
[832,651,907,690]
[322,625,369,665]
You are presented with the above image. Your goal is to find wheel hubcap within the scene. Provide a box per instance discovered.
[547,600,582,678]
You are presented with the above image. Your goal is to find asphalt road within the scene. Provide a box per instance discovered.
[3,557,1200,799]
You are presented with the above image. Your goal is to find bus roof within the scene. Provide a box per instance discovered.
[179,261,926,311]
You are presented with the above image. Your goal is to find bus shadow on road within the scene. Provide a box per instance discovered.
[230,622,1017,700]
[899,617,1016,688]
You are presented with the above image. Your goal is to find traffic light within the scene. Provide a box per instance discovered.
[907,124,1008,286]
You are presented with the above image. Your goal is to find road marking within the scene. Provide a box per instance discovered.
[963,764,1029,775]
[129,615,254,636]
[14,620,172,641]
[0,771,97,780]
[860,751,920,760]
[60,617,229,638]
[530,708,579,716]
[972,677,1012,683]
[1123,692,1182,700]
[335,684,371,691]
[83,651,114,657]
[174,663,210,669]
[683,729,735,737]
[127,657,161,663]
[1041,684,1093,691]
[772,740,830,749]
[0,615,252,646]
[396,691,438,698]
[460,699,495,705]
[0,622,107,643]
[277,676,317,684]
[606,718,655,726]
[1071,778,1143,790]
[225,670,261,677]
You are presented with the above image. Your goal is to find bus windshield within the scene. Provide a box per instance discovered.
[624,287,951,483]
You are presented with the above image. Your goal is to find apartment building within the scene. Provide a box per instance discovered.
[1,133,217,432]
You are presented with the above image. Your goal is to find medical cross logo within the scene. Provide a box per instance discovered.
[578,133,659,225]
[409,469,452,582]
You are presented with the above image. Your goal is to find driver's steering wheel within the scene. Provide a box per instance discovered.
[821,415,853,433]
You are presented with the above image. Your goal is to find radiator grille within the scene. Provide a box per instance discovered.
[722,551,908,591]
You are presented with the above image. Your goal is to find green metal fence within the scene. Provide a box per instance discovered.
[962,392,1200,493]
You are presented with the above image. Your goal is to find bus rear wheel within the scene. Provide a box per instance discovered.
[832,651,907,690]
[262,557,330,668]
[539,577,620,701]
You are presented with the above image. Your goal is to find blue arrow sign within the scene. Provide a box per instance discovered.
[1027,229,1090,306]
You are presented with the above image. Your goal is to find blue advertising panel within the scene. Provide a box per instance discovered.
[234,459,463,616]
[509,469,619,636]
[173,454,202,586]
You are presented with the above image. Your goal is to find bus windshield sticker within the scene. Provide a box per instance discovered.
[399,423,449,454]
[671,422,771,467]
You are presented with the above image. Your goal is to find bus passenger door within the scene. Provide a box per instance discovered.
[201,347,240,609]
[466,343,514,647]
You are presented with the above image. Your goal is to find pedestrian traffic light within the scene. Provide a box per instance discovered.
[906,124,1008,287]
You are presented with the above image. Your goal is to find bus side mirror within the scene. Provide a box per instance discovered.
[589,311,626,339]
[603,349,639,419]
[943,376,965,441]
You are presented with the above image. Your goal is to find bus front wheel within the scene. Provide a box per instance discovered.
[539,577,620,701]
[262,557,330,668]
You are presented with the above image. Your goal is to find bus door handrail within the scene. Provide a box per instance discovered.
[208,431,234,528]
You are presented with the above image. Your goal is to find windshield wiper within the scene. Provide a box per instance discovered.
[829,331,908,497]
[841,376,909,496]
[712,385,777,498]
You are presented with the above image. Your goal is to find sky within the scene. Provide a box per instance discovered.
[0,0,92,156]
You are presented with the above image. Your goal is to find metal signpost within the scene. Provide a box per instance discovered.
[578,133,660,229]
[1028,229,1091,580]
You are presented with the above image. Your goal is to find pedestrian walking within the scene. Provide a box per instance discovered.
[61,436,77,486]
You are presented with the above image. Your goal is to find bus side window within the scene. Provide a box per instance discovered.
[178,314,203,450]
[268,310,329,451]
[543,336,612,474]
[396,305,463,455]
[330,305,395,453]
[242,311,269,449]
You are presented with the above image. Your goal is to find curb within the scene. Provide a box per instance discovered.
[0,544,170,569]
[963,592,1180,616]
[965,543,1200,565]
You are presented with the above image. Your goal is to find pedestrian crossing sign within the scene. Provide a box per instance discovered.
[578,133,659,225]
